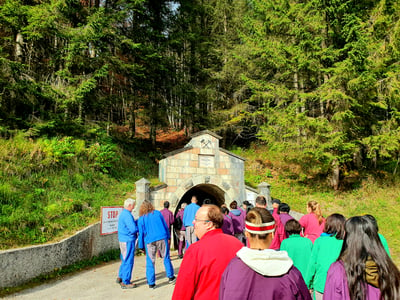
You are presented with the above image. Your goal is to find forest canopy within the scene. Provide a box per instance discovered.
[1,0,400,189]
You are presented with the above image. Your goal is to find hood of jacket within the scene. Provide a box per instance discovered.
[236,247,293,276]
[365,256,379,288]
[230,209,241,216]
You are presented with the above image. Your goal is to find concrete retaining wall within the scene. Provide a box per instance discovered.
[0,222,118,288]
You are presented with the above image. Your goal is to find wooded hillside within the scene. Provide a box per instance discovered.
[1,0,400,189]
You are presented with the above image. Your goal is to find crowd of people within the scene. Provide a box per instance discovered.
[116,196,400,300]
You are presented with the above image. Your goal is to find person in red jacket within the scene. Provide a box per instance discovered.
[172,204,243,300]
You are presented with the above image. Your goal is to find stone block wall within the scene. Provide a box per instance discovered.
[0,222,118,288]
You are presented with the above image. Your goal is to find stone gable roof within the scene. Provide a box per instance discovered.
[190,130,222,140]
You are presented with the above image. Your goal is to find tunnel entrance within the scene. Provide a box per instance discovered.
[172,183,226,250]
[174,183,226,215]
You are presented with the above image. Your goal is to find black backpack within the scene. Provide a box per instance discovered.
[174,215,183,229]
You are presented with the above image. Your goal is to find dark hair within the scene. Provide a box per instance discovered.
[364,214,379,232]
[285,219,302,235]
[163,201,170,209]
[279,203,290,213]
[243,200,251,207]
[245,207,274,240]
[338,216,400,300]
[230,200,238,210]
[204,204,224,229]
[221,207,229,215]
[272,198,281,205]
[324,213,346,240]
[255,195,266,207]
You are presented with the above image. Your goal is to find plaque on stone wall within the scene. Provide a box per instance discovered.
[199,155,215,168]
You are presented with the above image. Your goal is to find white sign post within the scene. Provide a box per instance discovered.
[100,206,124,235]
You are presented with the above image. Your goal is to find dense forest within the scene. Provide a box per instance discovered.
[1,0,400,189]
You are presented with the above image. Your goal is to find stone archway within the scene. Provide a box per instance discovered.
[173,183,225,215]
[171,182,229,251]
[169,175,236,213]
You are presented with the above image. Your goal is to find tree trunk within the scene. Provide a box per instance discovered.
[330,158,340,190]
[15,32,24,61]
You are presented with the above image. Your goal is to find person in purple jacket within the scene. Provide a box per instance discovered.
[160,201,174,231]
[228,200,245,244]
[175,203,186,259]
[221,206,234,235]
[324,215,400,300]
[278,203,294,226]
[278,202,294,239]
[159,201,174,257]
[220,207,311,300]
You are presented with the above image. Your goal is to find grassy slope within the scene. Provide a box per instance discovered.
[232,146,400,266]
[0,133,158,249]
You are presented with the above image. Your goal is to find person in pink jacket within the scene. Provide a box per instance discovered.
[299,201,325,243]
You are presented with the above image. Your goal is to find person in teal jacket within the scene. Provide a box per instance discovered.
[138,201,175,289]
[304,213,346,300]
[280,219,313,279]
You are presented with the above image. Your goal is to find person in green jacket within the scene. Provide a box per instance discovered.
[304,213,346,300]
[280,219,313,279]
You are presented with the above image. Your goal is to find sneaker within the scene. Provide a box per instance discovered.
[149,284,156,289]
[116,277,122,284]
[120,282,136,289]
[168,276,176,284]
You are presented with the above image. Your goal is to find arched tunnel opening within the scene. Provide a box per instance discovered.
[172,184,226,250]
[174,184,226,215]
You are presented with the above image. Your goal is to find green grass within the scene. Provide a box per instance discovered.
[0,132,158,249]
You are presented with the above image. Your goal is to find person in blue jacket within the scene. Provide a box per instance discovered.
[138,201,175,289]
[117,198,138,289]
[183,195,200,248]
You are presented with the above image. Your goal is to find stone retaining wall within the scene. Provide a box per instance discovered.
[0,222,118,288]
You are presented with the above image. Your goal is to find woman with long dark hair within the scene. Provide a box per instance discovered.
[324,216,400,299]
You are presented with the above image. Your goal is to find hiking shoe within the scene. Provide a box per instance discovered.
[168,276,176,284]
[120,282,136,289]
[116,277,122,284]
[149,284,156,289]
